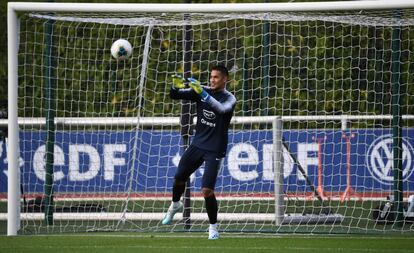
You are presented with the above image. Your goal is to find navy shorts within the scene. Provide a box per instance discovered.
[174,145,223,189]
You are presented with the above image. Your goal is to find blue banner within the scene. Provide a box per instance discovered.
[0,129,413,195]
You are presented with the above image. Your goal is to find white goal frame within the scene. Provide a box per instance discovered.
[7,0,414,236]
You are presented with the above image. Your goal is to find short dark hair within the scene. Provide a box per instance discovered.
[211,65,229,78]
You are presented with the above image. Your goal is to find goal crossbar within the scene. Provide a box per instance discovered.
[8,1,414,13]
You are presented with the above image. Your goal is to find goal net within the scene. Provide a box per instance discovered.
[5,1,414,235]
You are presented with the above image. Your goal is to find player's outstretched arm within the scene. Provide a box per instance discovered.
[188,77,236,114]
[208,93,236,114]
[169,74,199,101]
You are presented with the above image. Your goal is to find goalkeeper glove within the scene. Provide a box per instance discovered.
[188,77,209,101]
[171,74,186,89]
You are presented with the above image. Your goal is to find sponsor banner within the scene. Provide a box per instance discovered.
[0,129,413,194]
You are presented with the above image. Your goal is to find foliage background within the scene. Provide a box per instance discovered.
[1,0,413,127]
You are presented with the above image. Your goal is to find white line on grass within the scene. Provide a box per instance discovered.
[21,233,414,240]
[286,247,413,253]
[0,245,413,253]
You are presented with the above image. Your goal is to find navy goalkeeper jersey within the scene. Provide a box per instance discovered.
[170,86,236,156]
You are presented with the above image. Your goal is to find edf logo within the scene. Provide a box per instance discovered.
[366,134,414,185]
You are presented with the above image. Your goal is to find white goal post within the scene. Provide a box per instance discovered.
[7,0,414,236]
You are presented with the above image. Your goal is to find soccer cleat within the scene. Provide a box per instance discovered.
[161,201,183,225]
[208,224,219,240]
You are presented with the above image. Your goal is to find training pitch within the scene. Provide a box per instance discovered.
[0,233,414,253]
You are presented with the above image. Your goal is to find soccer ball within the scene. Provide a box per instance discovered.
[110,39,133,60]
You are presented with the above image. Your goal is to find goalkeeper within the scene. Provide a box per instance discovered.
[162,65,236,240]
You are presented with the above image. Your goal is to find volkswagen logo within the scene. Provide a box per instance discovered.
[366,134,414,185]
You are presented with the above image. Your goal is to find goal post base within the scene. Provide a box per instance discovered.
[0,212,344,225]
[282,213,344,225]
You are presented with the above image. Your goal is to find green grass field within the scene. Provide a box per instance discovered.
[3,199,414,234]
[1,233,414,253]
[2,199,414,252]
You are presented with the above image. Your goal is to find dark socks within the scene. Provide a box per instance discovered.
[204,194,218,224]
[172,181,186,202]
